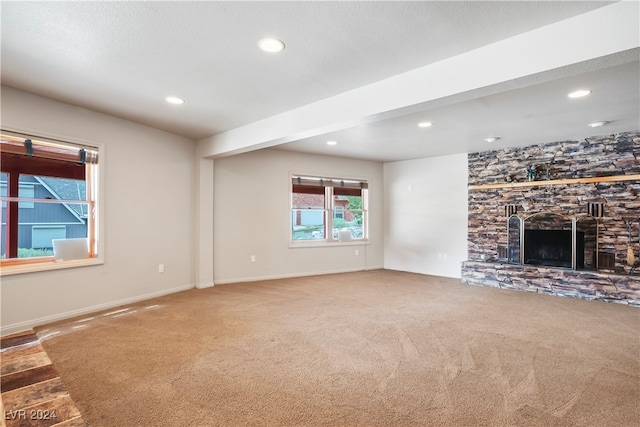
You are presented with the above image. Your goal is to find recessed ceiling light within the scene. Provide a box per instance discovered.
[588,121,608,128]
[166,96,185,105]
[568,89,591,98]
[418,122,432,128]
[485,137,500,143]
[259,38,285,53]
[326,140,337,146]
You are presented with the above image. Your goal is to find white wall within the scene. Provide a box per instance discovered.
[384,153,468,278]
[213,149,384,283]
[195,157,214,289]
[1,86,196,334]
[0,86,468,334]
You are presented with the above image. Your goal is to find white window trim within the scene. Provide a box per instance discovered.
[0,127,105,276]
[289,173,368,248]
[0,258,104,276]
[289,239,370,249]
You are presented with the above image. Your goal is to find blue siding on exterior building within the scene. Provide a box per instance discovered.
[1,176,86,254]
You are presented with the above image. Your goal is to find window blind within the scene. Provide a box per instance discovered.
[1,132,99,164]
[292,176,368,195]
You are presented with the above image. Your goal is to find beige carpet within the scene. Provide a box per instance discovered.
[33,270,639,426]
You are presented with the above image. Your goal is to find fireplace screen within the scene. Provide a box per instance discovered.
[576,216,598,270]
[507,215,521,264]
[507,212,598,270]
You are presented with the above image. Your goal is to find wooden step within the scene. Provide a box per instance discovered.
[1,330,85,427]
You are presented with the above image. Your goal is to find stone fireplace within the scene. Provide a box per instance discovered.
[461,131,640,306]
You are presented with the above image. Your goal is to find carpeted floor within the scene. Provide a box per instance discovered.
[33,270,639,426]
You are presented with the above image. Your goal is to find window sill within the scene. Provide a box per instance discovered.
[289,240,369,249]
[0,257,104,276]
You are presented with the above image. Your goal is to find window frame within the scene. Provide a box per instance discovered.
[290,174,369,247]
[1,182,35,208]
[0,128,104,275]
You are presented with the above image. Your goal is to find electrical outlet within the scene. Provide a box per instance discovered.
[355,249,359,256]
[158,264,164,273]
[250,255,256,263]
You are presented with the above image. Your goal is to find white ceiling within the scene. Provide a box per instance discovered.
[1,1,638,162]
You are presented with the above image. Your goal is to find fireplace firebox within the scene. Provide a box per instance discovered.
[524,229,585,268]
[507,212,597,271]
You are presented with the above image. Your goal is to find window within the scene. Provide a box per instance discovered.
[291,175,368,243]
[1,131,100,270]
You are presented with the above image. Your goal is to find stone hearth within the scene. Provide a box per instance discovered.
[462,261,640,306]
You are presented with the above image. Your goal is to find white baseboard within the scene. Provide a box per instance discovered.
[1,283,194,337]
[214,265,384,285]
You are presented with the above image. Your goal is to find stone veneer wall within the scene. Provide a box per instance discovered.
[462,131,640,305]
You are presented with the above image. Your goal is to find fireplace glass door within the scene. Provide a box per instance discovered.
[507,215,522,264]
[523,212,573,268]
[576,216,598,271]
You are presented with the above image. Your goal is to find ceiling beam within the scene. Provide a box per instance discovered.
[198,2,639,159]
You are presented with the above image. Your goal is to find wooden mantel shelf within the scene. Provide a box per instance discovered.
[469,174,640,190]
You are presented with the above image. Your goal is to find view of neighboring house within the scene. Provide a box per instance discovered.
[0,174,87,257]
[292,193,363,240]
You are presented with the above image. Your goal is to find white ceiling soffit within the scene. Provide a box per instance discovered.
[200,1,639,160]
[1,1,638,162]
